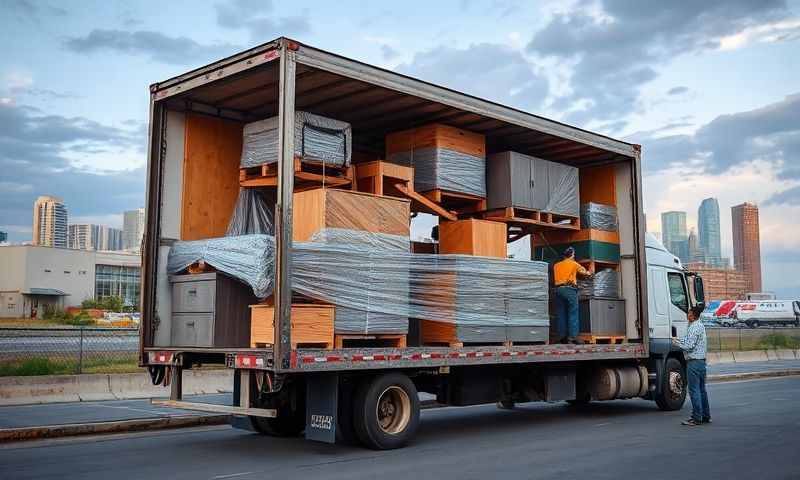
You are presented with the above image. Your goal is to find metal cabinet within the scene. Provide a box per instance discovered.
[487,151,578,216]
[169,272,257,347]
[579,298,626,336]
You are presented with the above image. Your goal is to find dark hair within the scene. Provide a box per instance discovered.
[690,305,704,318]
[563,246,575,258]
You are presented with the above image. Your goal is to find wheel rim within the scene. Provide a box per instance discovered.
[376,386,411,435]
[668,370,684,400]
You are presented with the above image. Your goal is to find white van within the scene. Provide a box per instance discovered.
[732,301,800,328]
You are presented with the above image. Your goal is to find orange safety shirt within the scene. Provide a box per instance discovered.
[553,258,590,287]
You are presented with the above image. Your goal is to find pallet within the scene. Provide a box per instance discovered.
[473,207,579,232]
[334,334,407,349]
[239,157,353,190]
[578,334,626,344]
[578,259,620,273]
[420,189,487,215]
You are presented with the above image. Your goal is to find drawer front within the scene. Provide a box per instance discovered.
[172,280,215,313]
[506,325,549,343]
[171,313,214,347]
[455,325,507,343]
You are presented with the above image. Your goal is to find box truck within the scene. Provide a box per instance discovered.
[140,38,706,449]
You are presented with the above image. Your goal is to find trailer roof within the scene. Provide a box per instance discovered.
[152,38,638,165]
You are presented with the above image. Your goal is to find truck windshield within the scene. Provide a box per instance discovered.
[667,272,688,313]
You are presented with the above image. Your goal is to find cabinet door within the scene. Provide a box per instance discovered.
[531,156,550,210]
[510,152,532,208]
[487,152,512,209]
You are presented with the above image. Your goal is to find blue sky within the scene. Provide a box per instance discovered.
[1,0,799,297]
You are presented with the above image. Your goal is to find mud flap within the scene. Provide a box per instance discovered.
[305,373,338,443]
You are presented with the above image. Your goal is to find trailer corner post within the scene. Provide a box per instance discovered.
[273,39,296,371]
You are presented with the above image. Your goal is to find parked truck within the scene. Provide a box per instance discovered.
[140,38,706,450]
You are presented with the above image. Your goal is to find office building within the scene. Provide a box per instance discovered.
[731,202,762,292]
[0,245,141,318]
[32,195,68,248]
[687,228,701,262]
[685,262,749,300]
[69,224,124,251]
[123,208,145,252]
[698,198,722,267]
[661,211,687,261]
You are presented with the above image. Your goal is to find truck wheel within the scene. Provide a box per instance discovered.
[353,373,420,450]
[655,357,686,411]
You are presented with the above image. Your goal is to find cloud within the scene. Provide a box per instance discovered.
[214,0,311,43]
[527,0,791,127]
[629,92,800,175]
[381,44,400,61]
[64,29,242,65]
[765,185,800,206]
[719,18,800,50]
[0,102,146,242]
[667,86,689,96]
[0,0,66,22]
[397,43,548,111]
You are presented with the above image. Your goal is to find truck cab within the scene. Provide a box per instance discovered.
[644,233,705,410]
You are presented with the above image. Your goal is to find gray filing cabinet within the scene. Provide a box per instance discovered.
[170,272,257,348]
[579,298,625,336]
[487,151,579,216]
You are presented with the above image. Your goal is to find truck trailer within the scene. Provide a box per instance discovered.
[140,38,706,449]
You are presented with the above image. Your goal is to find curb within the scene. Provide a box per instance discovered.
[707,369,800,383]
[0,414,228,443]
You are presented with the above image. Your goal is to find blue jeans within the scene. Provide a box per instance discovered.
[555,286,579,339]
[687,359,710,422]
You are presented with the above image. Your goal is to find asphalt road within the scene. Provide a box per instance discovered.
[1,376,798,480]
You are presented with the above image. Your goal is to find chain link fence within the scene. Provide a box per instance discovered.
[706,326,800,352]
[0,327,139,376]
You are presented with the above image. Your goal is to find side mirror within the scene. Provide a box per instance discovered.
[692,275,705,305]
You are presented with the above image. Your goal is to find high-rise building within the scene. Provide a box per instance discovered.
[687,228,702,262]
[698,198,722,267]
[32,196,68,248]
[123,208,145,252]
[731,202,762,292]
[68,224,123,251]
[661,211,687,260]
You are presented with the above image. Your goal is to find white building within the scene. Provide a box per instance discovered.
[0,245,141,318]
[123,208,145,252]
[32,195,68,248]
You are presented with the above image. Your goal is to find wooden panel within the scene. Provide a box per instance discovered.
[250,304,335,348]
[181,113,243,240]
[292,189,410,241]
[354,160,414,198]
[533,228,620,246]
[439,219,506,257]
[214,273,258,348]
[386,124,486,158]
[579,165,616,206]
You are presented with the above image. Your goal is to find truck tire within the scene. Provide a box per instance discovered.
[353,373,420,450]
[655,357,686,411]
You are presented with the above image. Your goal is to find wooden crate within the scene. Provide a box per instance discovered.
[250,304,334,349]
[181,113,243,240]
[293,188,410,242]
[385,124,485,159]
[354,160,413,198]
[420,189,487,214]
[439,219,507,258]
[239,157,353,191]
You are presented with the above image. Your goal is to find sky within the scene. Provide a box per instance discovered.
[1,0,799,297]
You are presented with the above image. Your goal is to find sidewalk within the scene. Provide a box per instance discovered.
[1,359,797,434]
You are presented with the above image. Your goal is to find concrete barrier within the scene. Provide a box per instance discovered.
[731,350,769,363]
[0,369,233,406]
[707,352,735,365]
[772,349,797,360]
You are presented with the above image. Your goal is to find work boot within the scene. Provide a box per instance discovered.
[702,417,712,424]
[681,418,701,426]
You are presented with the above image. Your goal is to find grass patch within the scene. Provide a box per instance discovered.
[0,356,141,376]
[758,333,800,350]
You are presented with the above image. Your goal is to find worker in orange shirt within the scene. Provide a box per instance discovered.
[553,246,592,344]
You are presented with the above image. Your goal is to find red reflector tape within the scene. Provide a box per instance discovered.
[389,354,402,360]
[501,352,511,357]
[374,354,386,361]
[430,353,442,359]
[448,352,461,358]
[326,355,341,362]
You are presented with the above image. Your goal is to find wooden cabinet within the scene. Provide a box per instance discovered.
[169,272,257,348]
[439,219,506,258]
